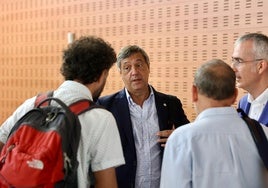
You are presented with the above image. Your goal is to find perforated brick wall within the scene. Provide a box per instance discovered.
[0,0,267,123]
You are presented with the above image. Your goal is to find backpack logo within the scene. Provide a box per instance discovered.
[27,159,44,170]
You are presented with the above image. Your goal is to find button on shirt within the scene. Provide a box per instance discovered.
[125,87,161,188]
[248,88,268,120]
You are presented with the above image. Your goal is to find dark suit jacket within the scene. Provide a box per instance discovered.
[238,94,268,126]
[97,87,189,188]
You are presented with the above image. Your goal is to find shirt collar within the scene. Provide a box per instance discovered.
[247,88,268,104]
[58,80,93,100]
[125,85,154,106]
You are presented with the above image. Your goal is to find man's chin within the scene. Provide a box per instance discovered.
[236,82,246,90]
[131,82,146,89]
[93,93,101,102]
[235,79,242,87]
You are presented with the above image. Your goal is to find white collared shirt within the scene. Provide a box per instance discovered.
[160,107,268,188]
[125,86,161,188]
[248,88,268,120]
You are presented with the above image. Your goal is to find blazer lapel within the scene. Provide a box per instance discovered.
[153,89,169,131]
[245,102,251,114]
[116,90,136,148]
[239,95,251,114]
[259,102,268,126]
[240,94,268,126]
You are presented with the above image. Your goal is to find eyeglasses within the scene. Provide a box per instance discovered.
[231,57,263,67]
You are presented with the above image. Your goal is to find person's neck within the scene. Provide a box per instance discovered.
[248,86,267,100]
[196,94,236,114]
[129,87,150,107]
[247,76,268,99]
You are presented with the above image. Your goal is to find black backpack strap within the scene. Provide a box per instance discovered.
[35,91,103,115]
[237,108,268,169]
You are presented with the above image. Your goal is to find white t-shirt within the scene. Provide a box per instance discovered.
[0,81,125,188]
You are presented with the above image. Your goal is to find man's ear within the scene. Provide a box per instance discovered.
[103,69,109,78]
[98,69,109,82]
[258,59,268,74]
[192,85,198,102]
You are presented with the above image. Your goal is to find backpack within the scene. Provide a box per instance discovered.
[0,91,97,188]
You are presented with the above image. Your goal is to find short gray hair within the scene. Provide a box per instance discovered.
[234,33,268,61]
[194,59,236,100]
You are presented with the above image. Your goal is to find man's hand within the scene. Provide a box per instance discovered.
[156,126,175,147]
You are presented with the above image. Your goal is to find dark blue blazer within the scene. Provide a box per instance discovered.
[238,94,268,126]
[97,87,189,188]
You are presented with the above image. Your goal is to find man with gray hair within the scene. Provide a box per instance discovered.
[97,45,189,188]
[160,59,268,188]
[232,33,268,126]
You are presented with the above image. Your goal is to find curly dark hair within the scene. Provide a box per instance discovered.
[61,36,116,84]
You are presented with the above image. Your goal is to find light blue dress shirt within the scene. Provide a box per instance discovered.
[126,87,161,188]
[160,107,268,188]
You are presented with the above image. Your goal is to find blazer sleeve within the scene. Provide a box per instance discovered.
[167,95,190,128]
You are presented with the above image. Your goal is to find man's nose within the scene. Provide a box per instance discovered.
[130,66,139,74]
[231,62,238,71]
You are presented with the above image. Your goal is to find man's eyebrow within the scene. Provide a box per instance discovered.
[123,59,144,64]
[136,58,145,62]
